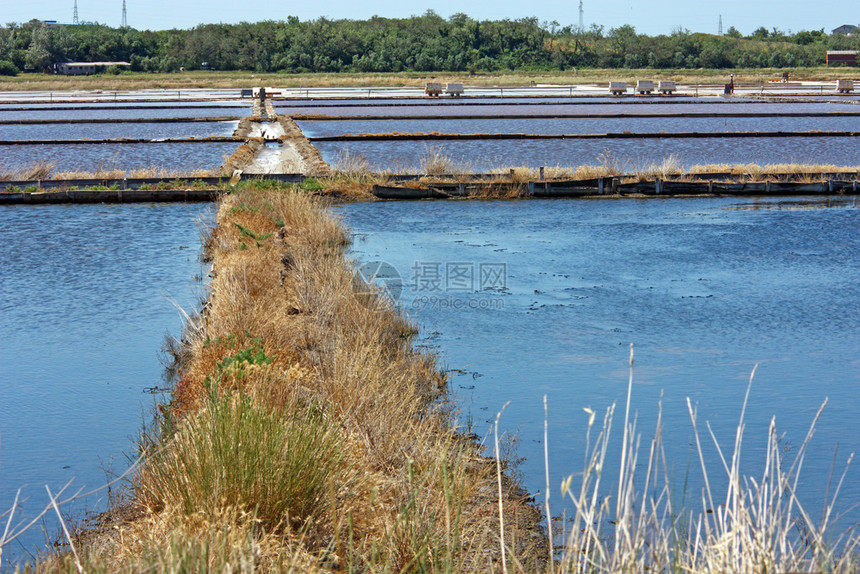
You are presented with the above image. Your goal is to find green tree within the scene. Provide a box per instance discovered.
[24,24,53,71]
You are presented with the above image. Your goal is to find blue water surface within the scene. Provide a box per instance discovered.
[335,196,860,532]
[0,203,210,565]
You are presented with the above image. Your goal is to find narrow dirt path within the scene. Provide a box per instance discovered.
[235,93,330,176]
[243,140,308,174]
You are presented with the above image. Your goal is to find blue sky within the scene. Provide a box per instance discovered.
[5,0,858,35]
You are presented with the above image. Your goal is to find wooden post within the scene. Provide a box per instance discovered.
[539,166,545,180]
[528,181,535,196]
[655,178,662,195]
[598,177,604,195]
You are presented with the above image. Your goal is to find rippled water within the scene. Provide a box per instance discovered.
[0,107,249,121]
[336,196,860,532]
[0,203,210,565]
[0,142,238,173]
[297,98,860,171]
[299,115,860,137]
[0,121,239,141]
[318,136,860,171]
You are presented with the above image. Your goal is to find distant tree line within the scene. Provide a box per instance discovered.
[1,12,858,75]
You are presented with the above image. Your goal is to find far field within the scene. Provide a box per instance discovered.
[1,67,857,92]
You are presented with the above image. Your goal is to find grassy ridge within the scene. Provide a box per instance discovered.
[36,188,544,572]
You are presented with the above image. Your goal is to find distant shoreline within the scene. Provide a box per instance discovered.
[2,67,859,92]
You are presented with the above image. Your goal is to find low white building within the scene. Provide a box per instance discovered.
[55,61,131,75]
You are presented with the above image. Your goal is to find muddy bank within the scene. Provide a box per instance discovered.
[370,176,860,199]
[0,188,221,203]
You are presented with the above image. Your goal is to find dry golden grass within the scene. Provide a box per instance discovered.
[683,162,860,183]
[38,505,325,573]
[633,154,684,181]
[418,145,476,176]
[55,165,217,179]
[543,352,860,573]
[51,188,544,572]
[0,160,218,181]
[1,67,857,92]
[0,160,56,181]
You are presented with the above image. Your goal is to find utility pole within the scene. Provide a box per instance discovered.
[121,0,127,28]
[73,0,79,24]
[578,0,584,33]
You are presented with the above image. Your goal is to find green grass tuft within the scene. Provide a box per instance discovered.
[234,222,272,241]
[140,393,342,532]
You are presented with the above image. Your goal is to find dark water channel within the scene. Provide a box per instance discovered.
[335,196,860,532]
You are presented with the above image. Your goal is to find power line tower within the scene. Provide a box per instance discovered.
[121,0,127,27]
[73,0,79,24]
[578,0,584,32]
[718,14,723,35]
